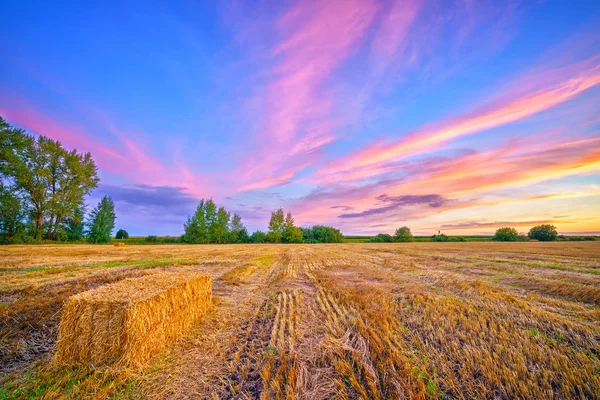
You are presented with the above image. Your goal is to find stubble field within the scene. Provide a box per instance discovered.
[1,242,599,399]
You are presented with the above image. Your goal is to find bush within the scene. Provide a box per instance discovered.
[528,225,558,242]
[369,233,393,243]
[250,231,267,244]
[145,235,158,243]
[303,225,344,243]
[431,234,449,242]
[394,226,413,242]
[493,227,519,242]
[115,229,129,239]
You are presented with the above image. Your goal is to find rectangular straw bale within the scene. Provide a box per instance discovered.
[54,271,212,368]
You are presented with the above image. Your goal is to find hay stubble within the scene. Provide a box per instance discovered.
[1,242,599,399]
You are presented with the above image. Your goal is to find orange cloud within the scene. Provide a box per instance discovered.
[318,55,600,184]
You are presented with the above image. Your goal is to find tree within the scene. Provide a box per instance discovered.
[0,117,99,241]
[370,233,393,242]
[250,230,267,243]
[237,227,250,243]
[528,224,558,241]
[281,212,302,243]
[300,227,315,243]
[115,229,129,239]
[63,206,86,241]
[0,185,24,242]
[214,207,230,243]
[183,200,208,244]
[145,235,158,243]
[310,225,344,243]
[87,196,116,243]
[229,213,246,243]
[205,199,218,242]
[394,226,413,242]
[431,233,449,242]
[493,227,519,242]
[268,208,285,243]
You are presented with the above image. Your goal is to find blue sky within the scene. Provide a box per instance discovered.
[1,0,599,235]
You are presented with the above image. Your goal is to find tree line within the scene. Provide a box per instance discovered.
[1,117,116,244]
[181,201,344,244]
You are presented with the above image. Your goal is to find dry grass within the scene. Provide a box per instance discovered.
[54,271,212,369]
[1,242,599,399]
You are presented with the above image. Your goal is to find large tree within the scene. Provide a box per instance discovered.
[229,213,246,243]
[0,117,99,241]
[214,206,231,243]
[394,226,413,242]
[282,211,302,243]
[63,206,86,241]
[183,199,209,243]
[528,224,557,242]
[87,196,116,243]
[0,186,25,242]
[268,208,285,243]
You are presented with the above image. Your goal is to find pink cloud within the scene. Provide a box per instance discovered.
[236,0,379,190]
[1,94,214,199]
[370,0,420,58]
[316,55,600,184]
[0,100,127,175]
[290,134,600,232]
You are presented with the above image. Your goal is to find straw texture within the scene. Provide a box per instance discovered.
[54,271,212,368]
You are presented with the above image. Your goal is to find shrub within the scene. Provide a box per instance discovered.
[493,227,519,242]
[528,225,558,241]
[115,229,129,239]
[394,226,413,242]
[431,233,449,242]
[145,235,158,243]
[370,233,393,243]
[87,196,116,243]
[250,230,267,244]
[303,225,344,243]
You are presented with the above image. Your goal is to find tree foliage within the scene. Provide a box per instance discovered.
[301,225,344,243]
[182,199,247,244]
[431,233,449,242]
[493,227,519,242]
[0,186,25,243]
[63,206,86,241]
[528,224,558,241]
[0,116,99,242]
[250,230,267,243]
[282,212,302,243]
[115,228,129,240]
[268,208,285,243]
[87,196,116,243]
[369,233,394,242]
[394,226,413,242]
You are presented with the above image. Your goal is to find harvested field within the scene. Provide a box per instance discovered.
[1,242,599,399]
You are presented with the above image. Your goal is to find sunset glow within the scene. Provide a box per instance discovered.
[1,1,599,235]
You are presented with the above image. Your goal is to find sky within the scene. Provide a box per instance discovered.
[1,0,599,236]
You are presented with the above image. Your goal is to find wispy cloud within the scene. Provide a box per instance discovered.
[237,0,379,190]
[317,55,600,184]
[339,194,447,219]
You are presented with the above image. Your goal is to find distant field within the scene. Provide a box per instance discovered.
[343,235,495,242]
[1,242,599,399]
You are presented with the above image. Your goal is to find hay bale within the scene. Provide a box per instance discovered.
[54,271,212,368]
[114,242,126,247]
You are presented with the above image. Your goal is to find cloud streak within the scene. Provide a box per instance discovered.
[317,55,600,184]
